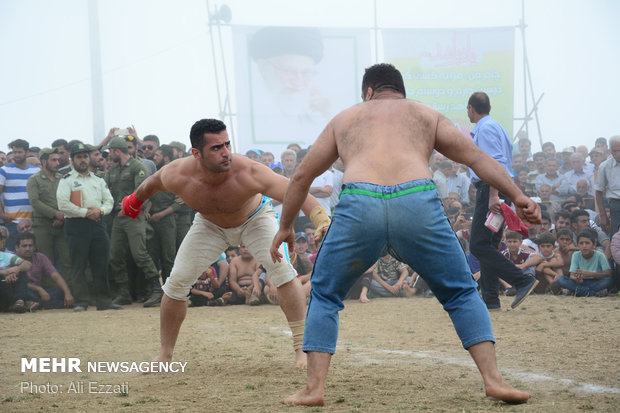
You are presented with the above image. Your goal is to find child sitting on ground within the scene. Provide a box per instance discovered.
[502,230,543,296]
[554,230,612,297]
[534,232,564,293]
[189,266,232,307]
[359,252,414,303]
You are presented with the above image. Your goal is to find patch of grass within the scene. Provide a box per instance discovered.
[135,396,159,404]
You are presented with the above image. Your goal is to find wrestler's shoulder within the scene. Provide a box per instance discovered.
[160,158,193,180]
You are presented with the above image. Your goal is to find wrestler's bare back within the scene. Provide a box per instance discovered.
[317,96,480,186]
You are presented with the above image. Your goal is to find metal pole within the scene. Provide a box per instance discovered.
[215,17,235,147]
[206,1,224,121]
[519,0,528,142]
[87,0,105,144]
[373,0,379,63]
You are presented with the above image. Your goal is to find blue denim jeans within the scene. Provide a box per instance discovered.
[555,275,613,296]
[304,179,494,354]
[27,287,65,309]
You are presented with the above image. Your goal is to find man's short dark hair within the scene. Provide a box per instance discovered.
[595,137,607,146]
[555,210,570,222]
[570,209,589,223]
[143,135,160,146]
[8,139,29,151]
[536,231,556,245]
[51,139,69,150]
[158,144,174,161]
[362,63,406,98]
[189,119,227,151]
[541,211,551,223]
[468,92,490,115]
[542,142,555,151]
[533,152,546,161]
[15,231,35,247]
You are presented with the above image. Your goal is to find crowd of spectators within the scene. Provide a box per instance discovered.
[0,131,618,313]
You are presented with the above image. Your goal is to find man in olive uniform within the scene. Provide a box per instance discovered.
[26,148,72,284]
[168,141,193,250]
[56,143,119,312]
[146,147,178,285]
[88,145,106,177]
[52,139,72,175]
[104,137,162,307]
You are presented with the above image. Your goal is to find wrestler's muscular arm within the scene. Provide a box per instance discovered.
[124,162,179,217]
[270,122,339,262]
[249,162,323,218]
[433,114,541,225]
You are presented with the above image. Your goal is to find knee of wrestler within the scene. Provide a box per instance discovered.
[161,277,190,301]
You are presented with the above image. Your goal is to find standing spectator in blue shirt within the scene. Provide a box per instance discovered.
[0,139,40,250]
[467,92,538,311]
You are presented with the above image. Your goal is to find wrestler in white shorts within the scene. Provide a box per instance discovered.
[163,197,294,301]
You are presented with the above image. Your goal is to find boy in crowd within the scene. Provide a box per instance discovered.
[534,232,564,293]
[189,265,231,307]
[554,230,612,296]
[227,245,263,305]
[502,231,543,296]
[358,252,414,303]
[289,233,313,299]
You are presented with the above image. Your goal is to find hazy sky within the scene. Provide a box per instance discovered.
[1,0,619,154]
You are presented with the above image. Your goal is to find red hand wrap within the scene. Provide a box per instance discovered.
[122,193,143,219]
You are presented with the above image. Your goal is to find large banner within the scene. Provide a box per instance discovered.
[232,26,371,155]
[382,27,515,138]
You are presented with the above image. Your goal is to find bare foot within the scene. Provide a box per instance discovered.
[295,349,307,370]
[221,292,232,305]
[142,353,172,375]
[359,295,370,303]
[485,380,531,404]
[403,284,416,298]
[281,388,324,406]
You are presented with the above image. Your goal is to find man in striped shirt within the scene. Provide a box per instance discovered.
[0,139,40,250]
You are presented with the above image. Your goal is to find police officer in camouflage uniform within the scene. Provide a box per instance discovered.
[104,137,162,307]
[26,147,73,285]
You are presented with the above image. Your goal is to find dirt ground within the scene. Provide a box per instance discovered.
[1,293,619,413]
